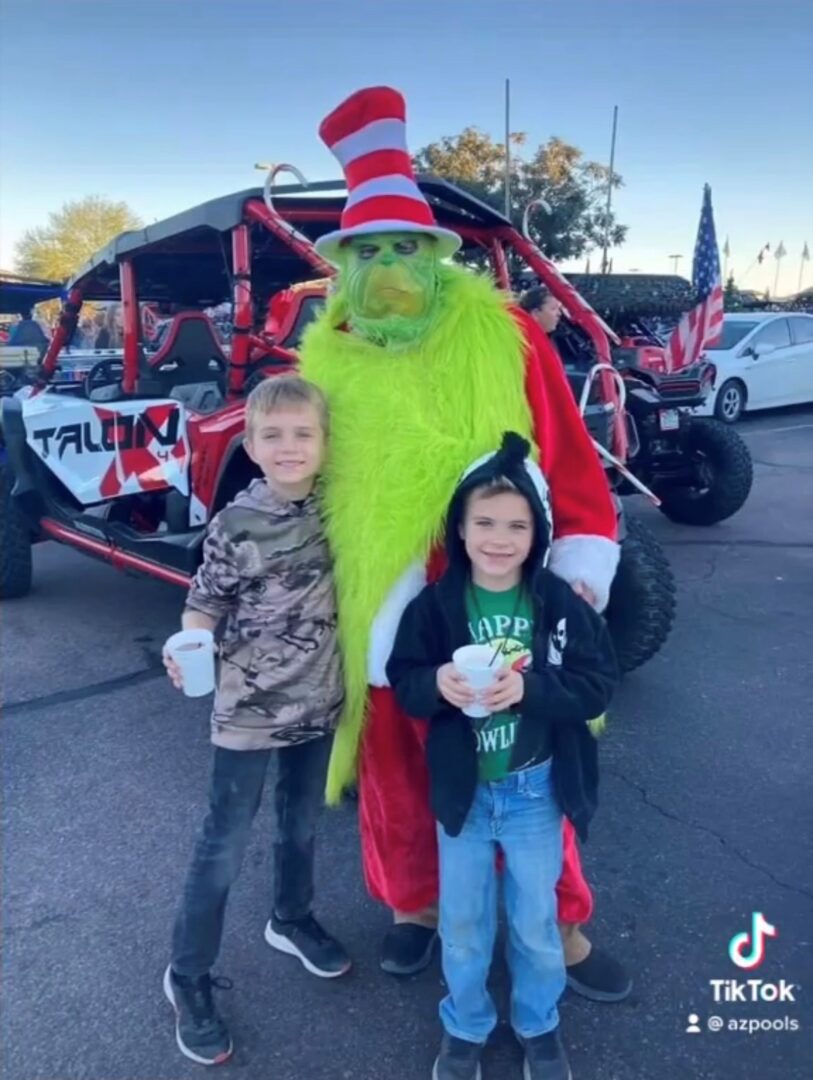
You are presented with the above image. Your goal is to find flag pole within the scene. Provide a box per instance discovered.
[773,242,784,297]
[742,243,770,282]
[504,78,511,221]
[601,105,619,274]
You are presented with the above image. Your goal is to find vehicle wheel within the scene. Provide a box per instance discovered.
[0,461,33,598]
[658,418,753,526]
[606,516,676,673]
[713,379,746,423]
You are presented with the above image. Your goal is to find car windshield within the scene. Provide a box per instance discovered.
[706,321,759,350]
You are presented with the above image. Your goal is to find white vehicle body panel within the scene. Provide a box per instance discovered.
[21,392,190,505]
[694,313,813,417]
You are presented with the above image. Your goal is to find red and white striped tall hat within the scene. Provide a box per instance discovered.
[314,86,462,265]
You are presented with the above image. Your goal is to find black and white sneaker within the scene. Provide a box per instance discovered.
[521,1029,572,1080]
[431,1033,483,1080]
[162,965,233,1066]
[264,913,351,978]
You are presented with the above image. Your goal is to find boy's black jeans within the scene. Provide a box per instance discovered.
[171,735,332,978]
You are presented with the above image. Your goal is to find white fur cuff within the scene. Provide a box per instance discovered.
[548,534,620,613]
[367,560,428,687]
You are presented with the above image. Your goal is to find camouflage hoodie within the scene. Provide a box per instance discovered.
[186,478,344,750]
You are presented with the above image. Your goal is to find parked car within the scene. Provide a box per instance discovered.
[694,312,813,422]
[0,177,677,671]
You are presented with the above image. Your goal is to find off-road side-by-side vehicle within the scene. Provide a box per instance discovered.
[0,178,676,671]
[557,273,754,526]
[0,274,63,396]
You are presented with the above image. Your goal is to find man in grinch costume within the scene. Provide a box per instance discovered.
[300,86,631,1002]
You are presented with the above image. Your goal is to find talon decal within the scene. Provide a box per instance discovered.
[22,394,190,504]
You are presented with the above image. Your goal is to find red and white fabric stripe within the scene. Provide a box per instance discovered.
[664,283,724,372]
[323,101,432,231]
[330,118,409,170]
[345,174,425,209]
[344,148,414,189]
[315,85,462,261]
[342,175,435,230]
[320,85,406,148]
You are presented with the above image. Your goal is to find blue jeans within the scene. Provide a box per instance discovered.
[171,736,331,977]
[437,759,564,1043]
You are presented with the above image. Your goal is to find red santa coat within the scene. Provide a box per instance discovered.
[358,307,618,918]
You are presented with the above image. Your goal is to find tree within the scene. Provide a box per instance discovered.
[723,273,741,310]
[15,196,142,283]
[413,127,626,264]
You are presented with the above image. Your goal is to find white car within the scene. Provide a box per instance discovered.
[694,312,813,422]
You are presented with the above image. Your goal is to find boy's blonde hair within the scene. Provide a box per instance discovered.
[245,374,329,436]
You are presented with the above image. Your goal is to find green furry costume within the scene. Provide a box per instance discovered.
[300,263,535,802]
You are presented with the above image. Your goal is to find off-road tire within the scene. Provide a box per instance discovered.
[713,379,746,423]
[658,418,753,526]
[606,516,676,672]
[0,461,33,599]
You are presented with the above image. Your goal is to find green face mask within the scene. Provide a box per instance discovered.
[335,232,441,349]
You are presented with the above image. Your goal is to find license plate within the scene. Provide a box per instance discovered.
[659,409,680,432]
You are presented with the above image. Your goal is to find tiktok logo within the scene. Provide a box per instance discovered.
[728,912,777,970]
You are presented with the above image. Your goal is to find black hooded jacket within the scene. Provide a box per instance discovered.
[385,433,619,840]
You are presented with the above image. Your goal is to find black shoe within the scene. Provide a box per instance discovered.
[431,1033,483,1080]
[566,946,632,1002]
[163,965,233,1066]
[521,1030,572,1080]
[264,913,351,978]
[380,923,438,976]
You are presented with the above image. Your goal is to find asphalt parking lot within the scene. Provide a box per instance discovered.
[3,407,812,1080]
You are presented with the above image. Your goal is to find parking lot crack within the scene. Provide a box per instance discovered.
[749,458,813,470]
[5,665,166,716]
[606,767,813,904]
[4,912,76,936]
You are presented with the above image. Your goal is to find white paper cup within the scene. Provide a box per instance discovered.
[165,628,216,698]
[452,643,500,719]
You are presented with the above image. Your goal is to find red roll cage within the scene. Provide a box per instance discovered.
[38,178,627,458]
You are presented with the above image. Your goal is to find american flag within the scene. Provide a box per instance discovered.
[663,184,724,372]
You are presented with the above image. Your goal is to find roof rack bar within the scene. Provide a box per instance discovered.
[244,200,334,278]
[261,179,348,196]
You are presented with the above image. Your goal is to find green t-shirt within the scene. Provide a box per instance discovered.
[465,582,534,782]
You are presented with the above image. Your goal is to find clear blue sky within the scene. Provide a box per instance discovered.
[2,0,811,294]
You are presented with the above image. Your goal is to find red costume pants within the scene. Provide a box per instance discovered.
[358,688,593,924]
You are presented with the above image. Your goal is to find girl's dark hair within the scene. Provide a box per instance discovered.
[518,285,552,313]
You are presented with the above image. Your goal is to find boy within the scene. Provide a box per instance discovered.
[387,433,618,1080]
[163,375,350,1066]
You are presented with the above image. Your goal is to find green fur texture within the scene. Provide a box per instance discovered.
[587,714,607,738]
[300,263,534,802]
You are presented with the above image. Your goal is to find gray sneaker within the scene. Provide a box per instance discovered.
[431,1033,483,1080]
[522,1029,572,1080]
[163,965,233,1066]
